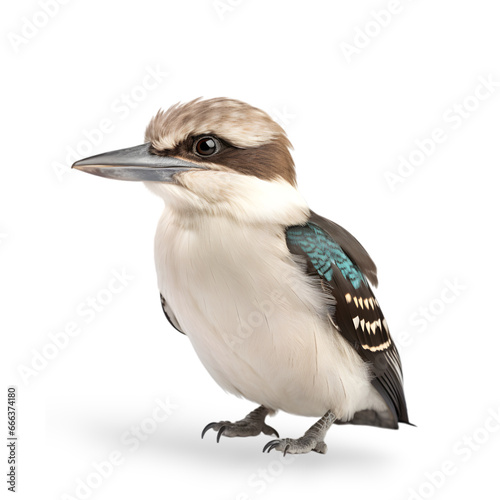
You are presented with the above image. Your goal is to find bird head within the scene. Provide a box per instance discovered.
[73,98,308,223]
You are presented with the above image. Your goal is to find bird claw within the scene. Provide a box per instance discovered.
[262,439,281,453]
[262,437,328,455]
[201,422,220,439]
[216,426,226,443]
[262,424,280,438]
[201,421,229,442]
[262,411,334,455]
[201,409,278,442]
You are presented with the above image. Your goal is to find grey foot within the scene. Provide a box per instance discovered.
[202,406,278,443]
[263,410,336,455]
[263,436,328,455]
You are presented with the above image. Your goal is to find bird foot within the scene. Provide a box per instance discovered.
[202,406,278,442]
[263,410,336,455]
[263,436,327,455]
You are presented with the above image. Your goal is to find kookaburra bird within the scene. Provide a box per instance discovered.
[73,97,410,455]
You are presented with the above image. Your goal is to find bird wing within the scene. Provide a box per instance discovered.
[285,211,409,426]
[160,293,186,335]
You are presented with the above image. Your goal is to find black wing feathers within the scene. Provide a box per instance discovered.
[286,213,410,427]
[160,293,185,335]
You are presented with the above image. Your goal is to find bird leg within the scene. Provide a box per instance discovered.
[263,410,336,455]
[201,405,279,442]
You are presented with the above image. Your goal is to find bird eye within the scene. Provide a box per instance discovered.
[194,136,219,157]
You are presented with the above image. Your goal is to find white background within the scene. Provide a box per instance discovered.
[2,1,500,499]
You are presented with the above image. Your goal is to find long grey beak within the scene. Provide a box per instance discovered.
[72,142,205,182]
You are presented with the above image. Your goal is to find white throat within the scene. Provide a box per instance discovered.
[144,171,310,227]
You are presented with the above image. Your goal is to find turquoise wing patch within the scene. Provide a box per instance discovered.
[286,223,367,289]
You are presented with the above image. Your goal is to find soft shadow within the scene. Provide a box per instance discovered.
[148,423,398,472]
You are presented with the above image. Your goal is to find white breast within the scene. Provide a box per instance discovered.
[154,210,387,420]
